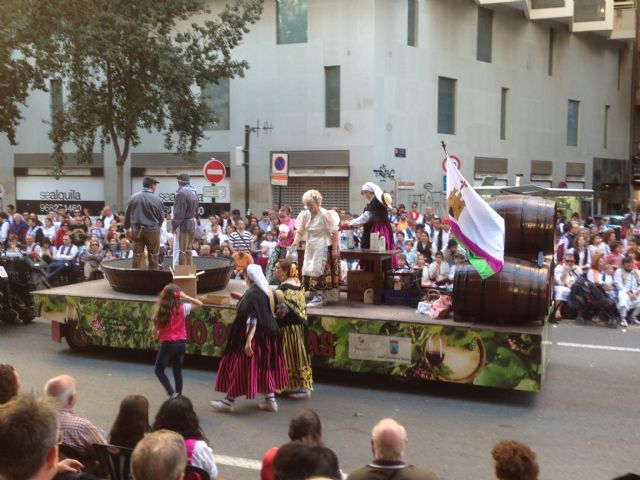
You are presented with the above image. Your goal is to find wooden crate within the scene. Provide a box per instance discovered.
[346,271,376,302]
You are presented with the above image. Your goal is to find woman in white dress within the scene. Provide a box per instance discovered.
[292,190,340,308]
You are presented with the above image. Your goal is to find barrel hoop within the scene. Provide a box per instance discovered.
[519,199,527,256]
[512,260,520,323]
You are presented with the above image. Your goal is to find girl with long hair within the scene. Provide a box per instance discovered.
[152,283,203,397]
[108,394,150,449]
[153,395,218,478]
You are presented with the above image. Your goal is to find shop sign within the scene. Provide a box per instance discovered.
[16,176,105,216]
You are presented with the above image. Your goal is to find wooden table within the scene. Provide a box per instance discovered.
[297,248,396,305]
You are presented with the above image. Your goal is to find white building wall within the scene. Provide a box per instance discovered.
[0,0,632,214]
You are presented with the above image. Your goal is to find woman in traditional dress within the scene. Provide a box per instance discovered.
[266,206,296,285]
[292,190,340,308]
[210,264,288,412]
[273,259,312,399]
[348,182,394,250]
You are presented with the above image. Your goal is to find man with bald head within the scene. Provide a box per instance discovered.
[348,418,440,480]
[44,374,106,458]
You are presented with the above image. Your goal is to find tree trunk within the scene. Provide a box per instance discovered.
[116,159,124,211]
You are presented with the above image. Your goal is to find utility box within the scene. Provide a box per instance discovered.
[171,265,202,298]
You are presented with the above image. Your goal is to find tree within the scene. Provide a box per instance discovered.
[24,0,263,208]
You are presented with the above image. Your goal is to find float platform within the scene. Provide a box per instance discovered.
[34,279,549,392]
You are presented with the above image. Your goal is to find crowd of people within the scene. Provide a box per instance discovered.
[0,182,472,303]
[552,209,640,328]
[0,363,558,480]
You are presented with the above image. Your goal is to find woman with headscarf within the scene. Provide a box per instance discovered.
[211,264,288,413]
[292,190,340,308]
[348,182,394,250]
[273,259,313,399]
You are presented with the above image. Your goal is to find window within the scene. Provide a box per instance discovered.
[50,79,63,124]
[477,7,493,63]
[407,0,418,47]
[548,28,554,76]
[437,77,456,135]
[202,79,230,131]
[500,88,508,140]
[604,105,610,149]
[567,100,580,147]
[325,66,340,128]
[277,0,307,44]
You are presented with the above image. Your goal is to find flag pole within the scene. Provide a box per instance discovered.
[441,141,449,158]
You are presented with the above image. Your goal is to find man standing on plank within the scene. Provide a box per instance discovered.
[172,173,199,266]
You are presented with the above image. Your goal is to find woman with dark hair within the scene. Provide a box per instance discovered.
[108,395,150,449]
[211,264,288,413]
[491,440,539,480]
[273,259,312,399]
[153,395,218,479]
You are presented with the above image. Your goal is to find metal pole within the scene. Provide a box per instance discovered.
[244,124,250,218]
[278,186,282,210]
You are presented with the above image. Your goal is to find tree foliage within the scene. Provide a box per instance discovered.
[2,0,263,205]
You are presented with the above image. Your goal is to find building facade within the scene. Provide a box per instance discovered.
[0,0,635,217]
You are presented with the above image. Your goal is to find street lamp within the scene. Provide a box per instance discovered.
[243,120,273,217]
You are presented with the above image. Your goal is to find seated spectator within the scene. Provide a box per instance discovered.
[10,213,28,243]
[614,256,640,328]
[349,418,440,480]
[40,237,57,264]
[27,217,45,244]
[443,239,465,266]
[262,409,324,480]
[5,235,23,257]
[414,253,427,271]
[200,244,212,257]
[416,231,432,264]
[0,395,61,480]
[606,241,624,268]
[553,252,583,320]
[219,244,233,260]
[116,238,133,259]
[22,234,42,257]
[108,395,150,450]
[572,235,590,272]
[426,251,450,287]
[447,252,466,288]
[131,430,187,480]
[0,364,19,404]
[395,230,406,250]
[70,217,88,247]
[55,222,71,248]
[491,439,539,480]
[44,234,78,280]
[42,217,57,243]
[232,244,254,279]
[44,374,106,459]
[404,240,417,266]
[273,442,341,480]
[152,395,218,479]
[395,252,410,271]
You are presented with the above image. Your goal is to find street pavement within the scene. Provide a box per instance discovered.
[1,317,639,480]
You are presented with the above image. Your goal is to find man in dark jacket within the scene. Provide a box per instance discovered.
[124,176,165,269]
[171,173,199,266]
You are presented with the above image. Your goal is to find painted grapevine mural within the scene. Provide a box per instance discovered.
[36,294,545,392]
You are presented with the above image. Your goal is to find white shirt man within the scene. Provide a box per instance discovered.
[614,257,640,327]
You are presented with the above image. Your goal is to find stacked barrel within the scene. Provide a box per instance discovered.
[453,195,556,326]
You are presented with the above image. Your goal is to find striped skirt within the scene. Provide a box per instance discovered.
[280,324,313,392]
[214,335,288,399]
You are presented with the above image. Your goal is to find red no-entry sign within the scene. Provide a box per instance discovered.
[203,158,226,184]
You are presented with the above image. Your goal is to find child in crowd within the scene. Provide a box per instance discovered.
[152,283,203,397]
[395,252,410,271]
[404,240,417,267]
[261,230,277,258]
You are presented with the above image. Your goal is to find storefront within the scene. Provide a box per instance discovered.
[14,153,105,217]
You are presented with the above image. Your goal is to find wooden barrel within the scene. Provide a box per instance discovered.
[487,195,556,259]
[452,256,550,325]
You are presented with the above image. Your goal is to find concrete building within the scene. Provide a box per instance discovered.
[0,0,635,218]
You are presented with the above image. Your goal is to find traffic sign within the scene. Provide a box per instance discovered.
[202,186,226,198]
[442,155,461,172]
[203,158,226,184]
[271,152,289,186]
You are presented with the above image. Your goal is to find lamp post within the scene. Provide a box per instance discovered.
[243,120,273,217]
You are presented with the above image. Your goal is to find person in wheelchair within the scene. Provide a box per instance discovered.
[44,234,78,280]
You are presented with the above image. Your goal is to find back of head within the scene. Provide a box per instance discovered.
[371,418,407,462]
[273,442,317,480]
[109,395,151,449]
[0,394,59,480]
[44,375,76,408]
[288,409,322,446]
[131,429,187,480]
[152,395,204,441]
[308,446,341,480]
[491,440,539,480]
[0,364,19,405]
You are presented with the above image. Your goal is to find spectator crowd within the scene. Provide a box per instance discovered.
[0,363,561,480]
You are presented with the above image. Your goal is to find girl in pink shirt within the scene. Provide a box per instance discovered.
[152,283,203,397]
